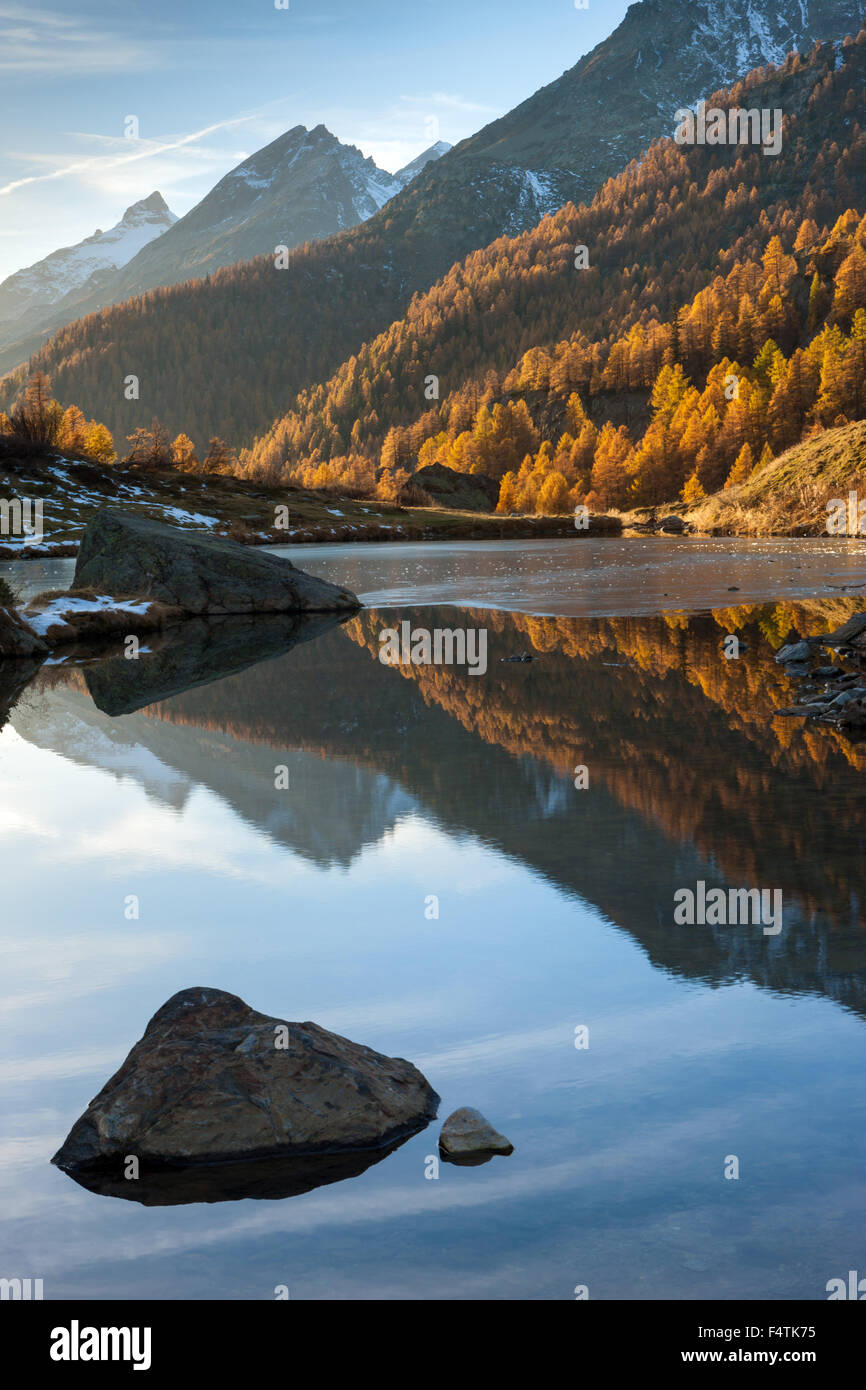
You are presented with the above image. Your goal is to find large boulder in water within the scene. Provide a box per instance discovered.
[52,988,439,1174]
[73,508,361,614]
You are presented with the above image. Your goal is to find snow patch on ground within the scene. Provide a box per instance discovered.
[0,533,46,550]
[232,169,277,190]
[154,506,221,528]
[25,595,153,636]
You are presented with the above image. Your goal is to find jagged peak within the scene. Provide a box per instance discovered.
[120,192,172,222]
[393,140,454,184]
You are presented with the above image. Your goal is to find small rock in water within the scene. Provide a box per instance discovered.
[822,613,866,647]
[500,652,534,664]
[439,1107,514,1165]
[829,690,863,709]
[775,640,811,665]
[838,699,866,728]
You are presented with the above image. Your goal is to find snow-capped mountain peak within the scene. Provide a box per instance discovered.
[73,125,451,303]
[0,126,452,368]
[0,192,176,330]
[393,140,453,187]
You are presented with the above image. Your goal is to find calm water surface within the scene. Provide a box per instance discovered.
[1,539,864,1299]
[11,534,866,613]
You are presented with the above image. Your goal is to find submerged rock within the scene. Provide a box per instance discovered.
[0,605,48,658]
[775,640,811,664]
[837,698,866,728]
[829,689,864,709]
[438,1107,514,1165]
[52,988,439,1176]
[73,508,361,615]
[821,613,866,647]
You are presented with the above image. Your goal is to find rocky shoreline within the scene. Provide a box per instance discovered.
[0,510,623,561]
[775,613,866,731]
[0,507,362,656]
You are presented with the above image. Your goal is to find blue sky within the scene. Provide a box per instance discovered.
[0,0,630,281]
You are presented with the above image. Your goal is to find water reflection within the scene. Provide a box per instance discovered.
[83,611,348,717]
[1,596,865,1293]
[10,599,865,1015]
[58,1136,422,1207]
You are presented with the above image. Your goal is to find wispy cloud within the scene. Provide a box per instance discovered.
[0,115,260,197]
[0,3,160,74]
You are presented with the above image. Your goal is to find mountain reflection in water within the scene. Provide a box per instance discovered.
[18,600,866,1017]
[2,595,865,1297]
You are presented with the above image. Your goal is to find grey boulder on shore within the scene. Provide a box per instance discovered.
[52,988,440,1174]
[73,508,361,614]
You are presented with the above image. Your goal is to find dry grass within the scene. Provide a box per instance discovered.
[686,421,866,536]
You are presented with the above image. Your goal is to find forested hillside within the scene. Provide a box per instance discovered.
[238,36,866,512]
[6,2,862,453]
